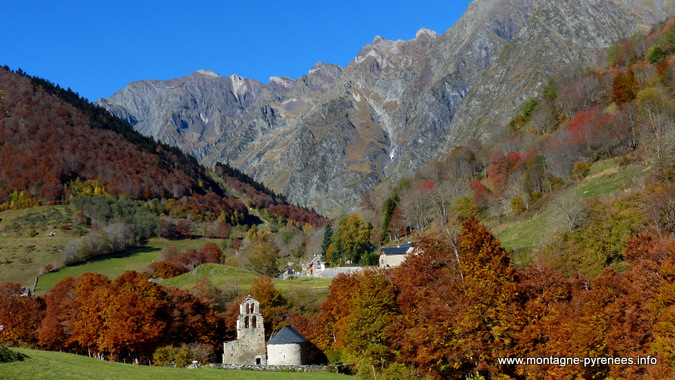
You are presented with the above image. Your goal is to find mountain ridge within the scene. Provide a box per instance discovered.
[97,0,673,215]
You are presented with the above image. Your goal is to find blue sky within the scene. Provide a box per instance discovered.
[2,1,472,101]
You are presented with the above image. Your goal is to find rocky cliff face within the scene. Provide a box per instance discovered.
[97,0,672,215]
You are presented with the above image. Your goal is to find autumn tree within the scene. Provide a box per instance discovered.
[97,271,169,361]
[146,260,185,279]
[163,286,220,347]
[0,282,45,345]
[454,217,519,375]
[247,237,281,277]
[312,273,360,353]
[39,277,77,350]
[389,233,466,377]
[511,264,573,378]
[612,68,638,106]
[67,273,111,356]
[330,214,371,264]
[251,275,287,339]
[343,269,397,368]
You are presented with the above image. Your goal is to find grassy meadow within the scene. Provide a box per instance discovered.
[491,159,648,258]
[159,263,333,293]
[33,237,225,294]
[0,205,78,286]
[0,348,352,380]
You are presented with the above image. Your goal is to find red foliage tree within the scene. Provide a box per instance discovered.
[97,271,169,361]
[68,273,111,355]
[0,282,45,345]
[39,277,77,350]
[486,151,526,196]
[567,107,625,158]
[469,179,491,208]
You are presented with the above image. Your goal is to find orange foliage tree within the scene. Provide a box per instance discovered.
[0,282,45,345]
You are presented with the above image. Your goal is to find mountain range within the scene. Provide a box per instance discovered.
[97,0,673,215]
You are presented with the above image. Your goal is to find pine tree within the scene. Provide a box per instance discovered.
[320,223,333,259]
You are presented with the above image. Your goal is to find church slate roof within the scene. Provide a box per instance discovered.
[267,326,308,345]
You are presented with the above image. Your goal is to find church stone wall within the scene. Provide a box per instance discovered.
[267,342,308,365]
[222,296,266,365]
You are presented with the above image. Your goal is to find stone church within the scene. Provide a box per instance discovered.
[222,295,267,365]
[222,296,310,366]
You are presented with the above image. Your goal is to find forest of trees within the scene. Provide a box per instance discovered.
[304,218,675,379]
[0,65,327,273]
[2,216,674,378]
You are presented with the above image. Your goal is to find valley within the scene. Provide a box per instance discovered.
[1,1,675,378]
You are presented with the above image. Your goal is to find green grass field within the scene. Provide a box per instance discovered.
[491,159,648,255]
[576,164,643,198]
[159,263,333,293]
[0,348,352,380]
[0,205,81,286]
[33,237,224,294]
[492,209,552,252]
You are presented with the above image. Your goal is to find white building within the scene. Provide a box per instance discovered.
[379,243,415,269]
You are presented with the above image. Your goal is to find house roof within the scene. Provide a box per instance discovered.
[381,243,413,256]
[268,326,308,345]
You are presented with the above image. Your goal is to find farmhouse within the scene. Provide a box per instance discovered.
[305,255,363,278]
[305,255,325,276]
[379,242,415,269]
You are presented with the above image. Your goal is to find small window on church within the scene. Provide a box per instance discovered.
[252,316,257,328]
[244,316,249,328]
[250,303,255,313]
[246,303,250,314]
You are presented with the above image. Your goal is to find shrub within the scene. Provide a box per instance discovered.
[573,162,592,179]
[0,345,27,363]
[511,196,527,215]
[152,344,191,367]
[453,196,479,221]
[647,45,666,64]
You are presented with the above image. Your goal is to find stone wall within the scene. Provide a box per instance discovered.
[211,363,332,372]
[268,342,307,365]
[314,267,364,278]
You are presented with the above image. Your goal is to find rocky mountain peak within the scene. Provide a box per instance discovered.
[415,28,439,40]
[97,0,671,215]
[194,69,220,77]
